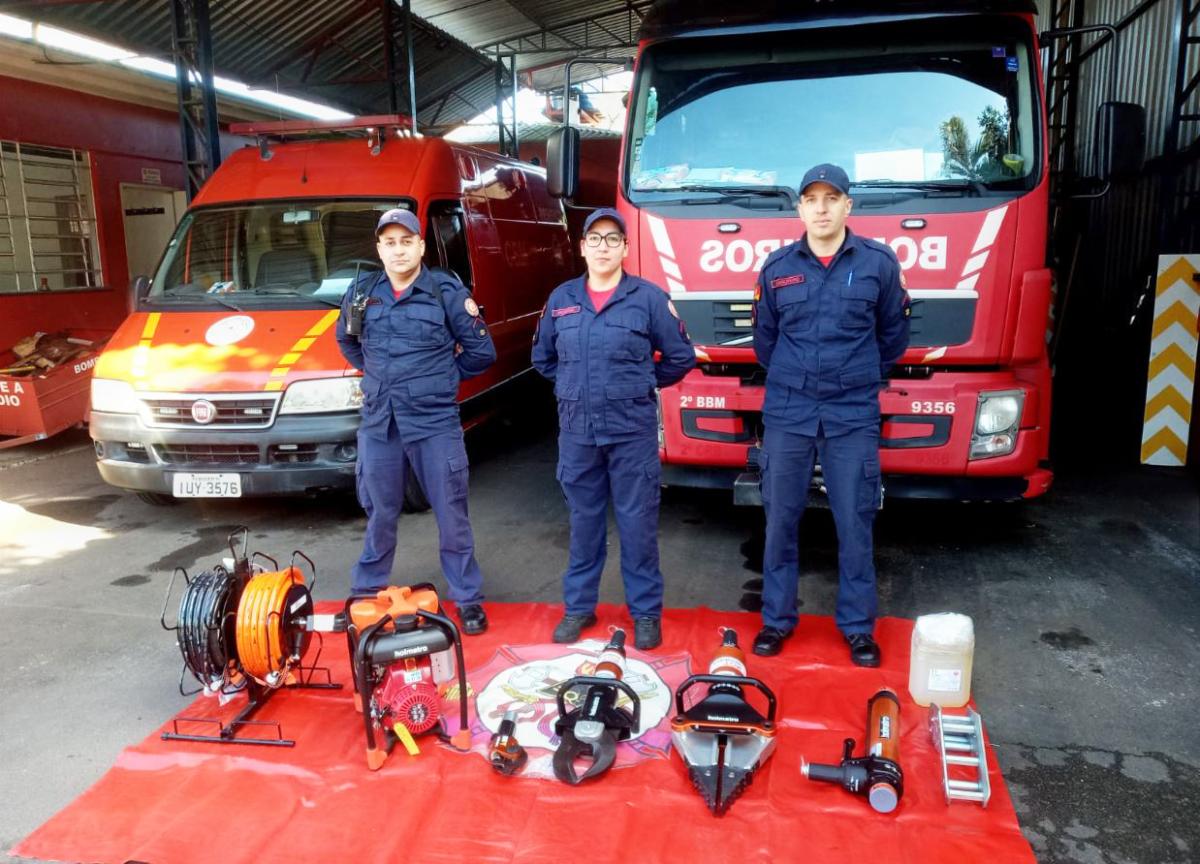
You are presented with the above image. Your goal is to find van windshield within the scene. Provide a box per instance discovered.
[625,16,1039,212]
[148,199,402,309]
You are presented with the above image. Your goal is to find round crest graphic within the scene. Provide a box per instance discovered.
[205,315,255,346]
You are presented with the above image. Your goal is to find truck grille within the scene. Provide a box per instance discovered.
[673,297,755,346]
[158,444,261,465]
[139,393,280,429]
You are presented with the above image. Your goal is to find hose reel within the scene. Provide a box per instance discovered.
[161,529,338,746]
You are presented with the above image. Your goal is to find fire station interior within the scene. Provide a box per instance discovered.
[0,2,1197,864]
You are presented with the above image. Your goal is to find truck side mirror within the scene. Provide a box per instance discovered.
[1095,101,1145,182]
[129,275,150,312]
[546,126,580,199]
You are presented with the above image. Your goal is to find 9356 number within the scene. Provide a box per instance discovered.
[911,400,956,414]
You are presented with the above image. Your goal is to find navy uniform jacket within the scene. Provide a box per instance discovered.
[532,272,696,446]
[336,266,496,442]
[753,229,910,437]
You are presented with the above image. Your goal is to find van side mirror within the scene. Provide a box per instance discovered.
[546,126,580,199]
[129,275,150,312]
[1095,101,1145,182]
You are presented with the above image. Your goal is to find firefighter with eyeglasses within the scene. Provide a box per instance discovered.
[532,208,696,651]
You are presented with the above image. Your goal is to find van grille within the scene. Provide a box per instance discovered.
[139,393,280,429]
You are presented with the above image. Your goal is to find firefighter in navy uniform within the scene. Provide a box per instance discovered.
[751,164,910,665]
[336,208,497,635]
[532,208,696,650]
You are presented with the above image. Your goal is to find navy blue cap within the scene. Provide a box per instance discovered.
[375,208,421,236]
[582,207,627,235]
[799,163,851,196]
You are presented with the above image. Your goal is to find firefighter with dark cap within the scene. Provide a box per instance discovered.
[336,207,496,635]
[532,207,696,650]
[751,164,910,665]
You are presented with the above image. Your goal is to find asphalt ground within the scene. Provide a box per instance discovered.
[1,380,1198,864]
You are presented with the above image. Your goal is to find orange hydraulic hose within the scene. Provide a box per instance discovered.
[235,567,304,685]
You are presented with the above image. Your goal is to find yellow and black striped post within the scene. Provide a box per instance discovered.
[1141,255,1199,466]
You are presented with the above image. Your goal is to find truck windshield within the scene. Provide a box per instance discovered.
[148,199,400,308]
[626,17,1039,209]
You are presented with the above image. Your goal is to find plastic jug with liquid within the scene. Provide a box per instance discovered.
[908,613,974,708]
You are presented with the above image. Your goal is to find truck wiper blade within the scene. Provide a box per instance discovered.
[659,184,797,208]
[850,180,984,197]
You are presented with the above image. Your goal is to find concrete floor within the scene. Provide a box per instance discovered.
[1,385,1197,864]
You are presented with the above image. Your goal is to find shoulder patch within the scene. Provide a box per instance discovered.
[754,281,762,302]
[464,297,480,318]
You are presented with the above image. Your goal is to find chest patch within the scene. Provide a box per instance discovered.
[771,274,805,289]
[552,305,582,318]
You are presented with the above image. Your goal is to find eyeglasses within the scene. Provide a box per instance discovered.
[585,232,625,248]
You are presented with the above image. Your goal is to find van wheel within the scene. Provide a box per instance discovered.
[136,491,178,506]
[402,471,430,513]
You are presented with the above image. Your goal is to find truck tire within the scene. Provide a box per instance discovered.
[136,491,178,506]
[402,470,431,513]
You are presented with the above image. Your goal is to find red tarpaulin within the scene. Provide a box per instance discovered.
[13,604,1035,864]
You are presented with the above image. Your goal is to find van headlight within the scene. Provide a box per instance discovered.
[279,377,363,414]
[91,378,139,414]
[969,390,1023,459]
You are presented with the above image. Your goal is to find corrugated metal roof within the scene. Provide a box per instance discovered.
[21,0,646,128]
[449,120,620,143]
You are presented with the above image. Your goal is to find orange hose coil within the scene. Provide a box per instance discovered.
[235,567,304,685]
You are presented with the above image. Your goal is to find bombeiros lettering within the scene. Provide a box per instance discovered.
[698,236,947,273]
[699,239,791,273]
[74,356,97,375]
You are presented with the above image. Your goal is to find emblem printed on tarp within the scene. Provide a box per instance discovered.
[452,639,691,779]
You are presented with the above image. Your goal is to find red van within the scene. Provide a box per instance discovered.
[89,118,578,505]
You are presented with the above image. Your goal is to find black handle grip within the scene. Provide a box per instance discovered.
[673,673,777,723]
[555,675,641,732]
[805,762,846,785]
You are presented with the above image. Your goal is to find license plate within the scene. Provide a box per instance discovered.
[172,472,242,498]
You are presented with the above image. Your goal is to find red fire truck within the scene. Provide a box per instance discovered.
[551,0,1138,503]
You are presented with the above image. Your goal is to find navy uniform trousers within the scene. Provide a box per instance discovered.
[760,422,882,636]
[557,432,663,619]
[351,419,484,604]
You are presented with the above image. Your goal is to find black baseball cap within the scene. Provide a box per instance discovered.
[799,163,851,196]
[582,207,627,235]
[375,208,421,236]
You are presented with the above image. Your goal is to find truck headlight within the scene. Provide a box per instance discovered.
[279,377,363,414]
[970,390,1023,459]
[90,378,139,414]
